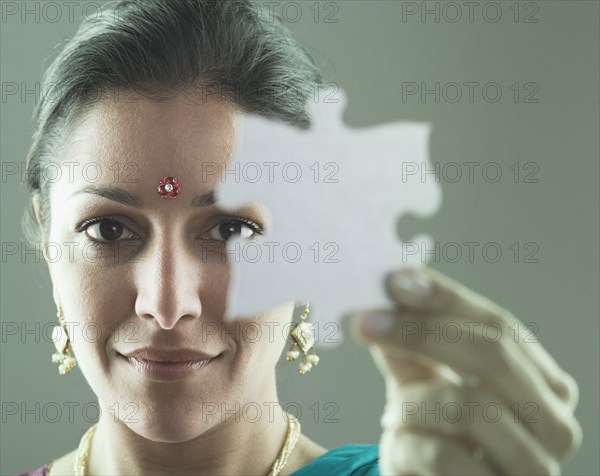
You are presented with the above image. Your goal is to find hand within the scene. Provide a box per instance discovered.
[351,267,582,476]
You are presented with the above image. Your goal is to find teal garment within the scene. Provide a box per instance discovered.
[14,445,380,476]
[290,444,380,476]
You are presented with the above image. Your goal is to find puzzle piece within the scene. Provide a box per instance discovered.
[217,89,442,346]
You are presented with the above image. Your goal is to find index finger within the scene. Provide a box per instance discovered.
[385,266,578,409]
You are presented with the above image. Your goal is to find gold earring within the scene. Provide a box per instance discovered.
[286,302,319,374]
[51,305,77,375]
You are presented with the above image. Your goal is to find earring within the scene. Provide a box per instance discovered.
[51,305,77,375]
[286,302,320,374]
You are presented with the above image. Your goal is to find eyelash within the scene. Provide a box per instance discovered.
[76,216,264,245]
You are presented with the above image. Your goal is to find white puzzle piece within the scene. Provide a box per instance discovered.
[217,89,443,346]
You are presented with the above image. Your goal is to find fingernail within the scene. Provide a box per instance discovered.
[358,311,396,336]
[390,269,433,305]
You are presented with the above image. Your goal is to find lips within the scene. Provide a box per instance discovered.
[118,348,220,381]
[120,348,218,362]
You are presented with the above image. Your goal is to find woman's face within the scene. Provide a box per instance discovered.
[43,91,294,442]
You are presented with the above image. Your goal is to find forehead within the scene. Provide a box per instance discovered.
[60,92,240,189]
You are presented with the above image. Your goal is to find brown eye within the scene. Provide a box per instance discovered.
[208,221,256,241]
[85,220,137,242]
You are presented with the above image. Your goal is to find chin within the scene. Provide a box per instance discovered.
[125,414,214,443]
[106,391,223,443]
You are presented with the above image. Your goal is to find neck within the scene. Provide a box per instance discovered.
[88,382,291,475]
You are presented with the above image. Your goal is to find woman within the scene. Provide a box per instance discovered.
[17,0,581,475]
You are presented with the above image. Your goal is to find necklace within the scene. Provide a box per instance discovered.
[74,413,301,476]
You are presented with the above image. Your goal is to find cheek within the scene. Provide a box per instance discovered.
[195,257,232,317]
[242,302,295,360]
[47,244,134,371]
[51,260,125,378]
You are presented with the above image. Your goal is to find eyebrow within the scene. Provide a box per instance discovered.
[71,185,216,208]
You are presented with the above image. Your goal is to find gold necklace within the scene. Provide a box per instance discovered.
[74,413,301,476]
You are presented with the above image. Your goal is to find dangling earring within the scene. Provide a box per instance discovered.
[51,305,77,375]
[286,302,319,374]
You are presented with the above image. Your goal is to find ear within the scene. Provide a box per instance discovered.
[33,194,59,306]
[32,193,43,226]
[47,251,61,310]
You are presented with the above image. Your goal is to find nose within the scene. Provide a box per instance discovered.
[134,234,203,330]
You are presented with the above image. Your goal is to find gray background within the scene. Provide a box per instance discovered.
[1,1,598,474]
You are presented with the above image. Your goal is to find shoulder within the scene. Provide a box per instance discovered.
[46,448,77,476]
[13,465,48,476]
[290,444,380,476]
[15,449,77,476]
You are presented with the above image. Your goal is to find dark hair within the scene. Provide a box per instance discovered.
[23,0,322,245]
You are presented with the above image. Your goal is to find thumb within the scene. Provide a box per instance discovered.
[350,309,457,386]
